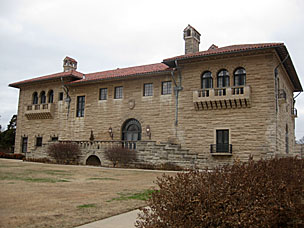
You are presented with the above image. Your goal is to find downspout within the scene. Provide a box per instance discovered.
[170,60,183,128]
[274,54,289,152]
[60,77,71,118]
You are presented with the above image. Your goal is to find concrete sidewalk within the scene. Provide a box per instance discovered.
[75,209,140,228]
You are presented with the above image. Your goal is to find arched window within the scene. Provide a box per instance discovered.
[40,91,46,104]
[48,90,54,103]
[217,69,229,88]
[32,92,38,104]
[187,29,191,36]
[234,68,246,86]
[201,71,213,89]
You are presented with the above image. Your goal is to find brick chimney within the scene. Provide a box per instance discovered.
[183,25,201,54]
[63,56,77,72]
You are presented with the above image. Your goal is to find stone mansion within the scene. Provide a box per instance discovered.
[9,25,302,168]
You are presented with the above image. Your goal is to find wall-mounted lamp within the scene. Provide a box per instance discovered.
[108,127,113,140]
[146,125,151,140]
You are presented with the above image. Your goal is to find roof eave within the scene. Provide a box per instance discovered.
[67,69,172,86]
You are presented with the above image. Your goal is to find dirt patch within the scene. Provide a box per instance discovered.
[0,159,176,228]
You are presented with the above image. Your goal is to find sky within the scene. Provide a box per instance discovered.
[0,0,304,139]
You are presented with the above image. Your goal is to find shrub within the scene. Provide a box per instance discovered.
[0,152,25,160]
[104,146,137,167]
[159,162,183,171]
[136,157,304,227]
[24,157,52,164]
[47,142,80,164]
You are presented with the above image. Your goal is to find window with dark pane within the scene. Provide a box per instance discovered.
[22,137,28,153]
[32,92,38,104]
[59,92,64,101]
[76,96,85,117]
[216,129,229,152]
[99,88,107,100]
[217,70,229,88]
[36,137,43,147]
[144,83,153,96]
[162,81,172,95]
[48,90,54,103]
[201,71,213,89]
[234,68,246,86]
[114,86,123,99]
[40,91,46,104]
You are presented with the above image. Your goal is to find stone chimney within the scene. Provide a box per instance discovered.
[63,56,77,72]
[183,25,201,54]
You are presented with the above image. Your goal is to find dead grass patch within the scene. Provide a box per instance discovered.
[0,158,176,228]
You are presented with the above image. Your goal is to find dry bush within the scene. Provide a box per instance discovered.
[136,157,304,227]
[0,152,25,160]
[24,157,52,164]
[47,142,80,164]
[158,162,183,171]
[104,146,137,167]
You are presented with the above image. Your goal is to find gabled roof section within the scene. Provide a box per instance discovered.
[68,63,170,85]
[163,42,302,92]
[9,70,83,88]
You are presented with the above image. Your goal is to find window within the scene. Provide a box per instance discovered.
[22,137,28,153]
[36,137,42,147]
[76,96,85,117]
[162,81,172,95]
[234,68,246,86]
[144,83,153,96]
[99,88,107,100]
[59,92,64,101]
[216,129,229,152]
[217,70,229,88]
[40,91,46,104]
[201,71,213,89]
[114,86,123,99]
[48,90,54,103]
[32,92,38,104]
[51,137,58,142]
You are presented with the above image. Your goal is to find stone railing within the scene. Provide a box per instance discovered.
[25,103,55,119]
[193,85,251,110]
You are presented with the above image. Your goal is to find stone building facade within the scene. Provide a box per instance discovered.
[9,25,302,168]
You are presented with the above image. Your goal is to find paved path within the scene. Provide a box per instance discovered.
[75,209,140,228]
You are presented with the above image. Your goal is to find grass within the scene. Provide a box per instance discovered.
[108,189,156,202]
[0,173,70,183]
[77,204,97,209]
[87,177,118,181]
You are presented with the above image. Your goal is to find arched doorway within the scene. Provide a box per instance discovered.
[122,119,141,141]
[86,155,101,166]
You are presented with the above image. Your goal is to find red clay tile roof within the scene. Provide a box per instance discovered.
[68,63,170,85]
[163,43,284,62]
[64,56,77,62]
[9,71,83,88]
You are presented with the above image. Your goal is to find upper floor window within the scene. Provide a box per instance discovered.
[48,90,54,103]
[201,71,213,89]
[32,92,38,104]
[76,96,85,117]
[217,69,229,88]
[99,88,108,100]
[59,92,64,101]
[40,91,46,104]
[114,86,123,99]
[234,68,246,86]
[162,81,172,95]
[144,83,153,96]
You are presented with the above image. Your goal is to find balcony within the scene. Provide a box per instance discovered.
[25,103,55,120]
[278,89,286,105]
[210,144,232,156]
[193,86,251,110]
